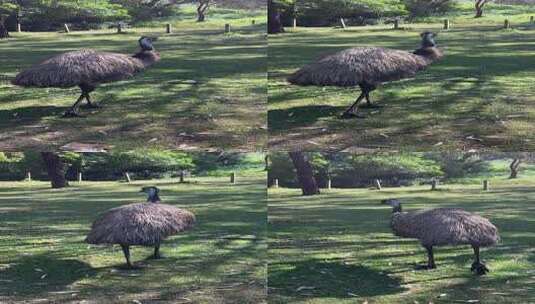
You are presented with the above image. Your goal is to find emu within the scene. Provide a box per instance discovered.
[382,199,499,275]
[86,186,195,268]
[288,32,443,118]
[12,36,160,117]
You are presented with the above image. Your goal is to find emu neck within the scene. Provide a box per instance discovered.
[392,204,402,213]
[147,194,161,203]
[413,47,442,62]
[133,50,160,67]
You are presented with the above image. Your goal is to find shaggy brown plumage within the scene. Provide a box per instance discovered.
[287,32,443,118]
[12,49,157,88]
[288,47,440,87]
[11,36,160,117]
[85,203,195,246]
[391,208,499,247]
[86,186,195,268]
[382,199,499,275]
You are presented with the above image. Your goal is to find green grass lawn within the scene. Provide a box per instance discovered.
[268,12,535,151]
[0,10,267,151]
[268,178,535,303]
[0,174,267,303]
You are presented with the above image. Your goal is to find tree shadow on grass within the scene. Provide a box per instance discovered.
[0,106,66,124]
[268,105,344,132]
[0,253,97,297]
[269,259,406,298]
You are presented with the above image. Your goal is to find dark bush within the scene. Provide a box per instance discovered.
[403,0,456,18]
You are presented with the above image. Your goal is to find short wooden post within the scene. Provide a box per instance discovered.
[340,18,346,29]
[230,172,236,184]
[504,19,510,29]
[327,179,332,190]
[124,172,131,183]
[64,23,70,33]
[375,179,382,190]
[293,18,297,28]
[26,171,31,182]
[431,179,438,191]
[483,180,489,191]
[444,19,450,30]
[166,23,172,34]
[272,178,279,188]
[530,16,534,24]
[224,24,231,33]
[394,19,400,30]
[117,23,123,34]
[17,23,21,32]
[78,172,82,183]
[179,170,185,183]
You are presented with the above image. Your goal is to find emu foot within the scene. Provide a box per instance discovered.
[340,112,366,119]
[471,262,489,275]
[146,253,164,260]
[62,109,83,118]
[415,264,436,270]
[359,103,384,109]
[81,103,102,109]
[118,263,142,270]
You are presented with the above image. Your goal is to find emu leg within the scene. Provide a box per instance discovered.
[121,244,133,268]
[359,85,382,109]
[340,92,366,119]
[63,94,85,117]
[82,93,102,109]
[416,245,436,270]
[426,245,436,269]
[153,243,162,259]
[471,245,489,275]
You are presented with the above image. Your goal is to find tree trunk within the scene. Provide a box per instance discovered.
[41,152,69,188]
[289,152,320,196]
[197,1,209,22]
[475,0,487,18]
[268,0,284,34]
[0,16,10,39]
[509,158,521,179]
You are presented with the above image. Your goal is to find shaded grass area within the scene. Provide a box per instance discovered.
[268,178,535,303]
[268,17,535,151]
[0,174,267,303]
[0,14,267,151]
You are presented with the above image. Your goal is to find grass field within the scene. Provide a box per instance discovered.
[268,177,535,303]
[268,10,535,151]
[0,174,266,303]
[0,8,267,151]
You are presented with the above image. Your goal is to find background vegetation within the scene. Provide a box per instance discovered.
[0,151,265,181]
[268,152,535,188]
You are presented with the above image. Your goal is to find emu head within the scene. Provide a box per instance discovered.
[420,31,437,48]
[139,36,157,51]
[381,199,402,213]
[140,186,161,203]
